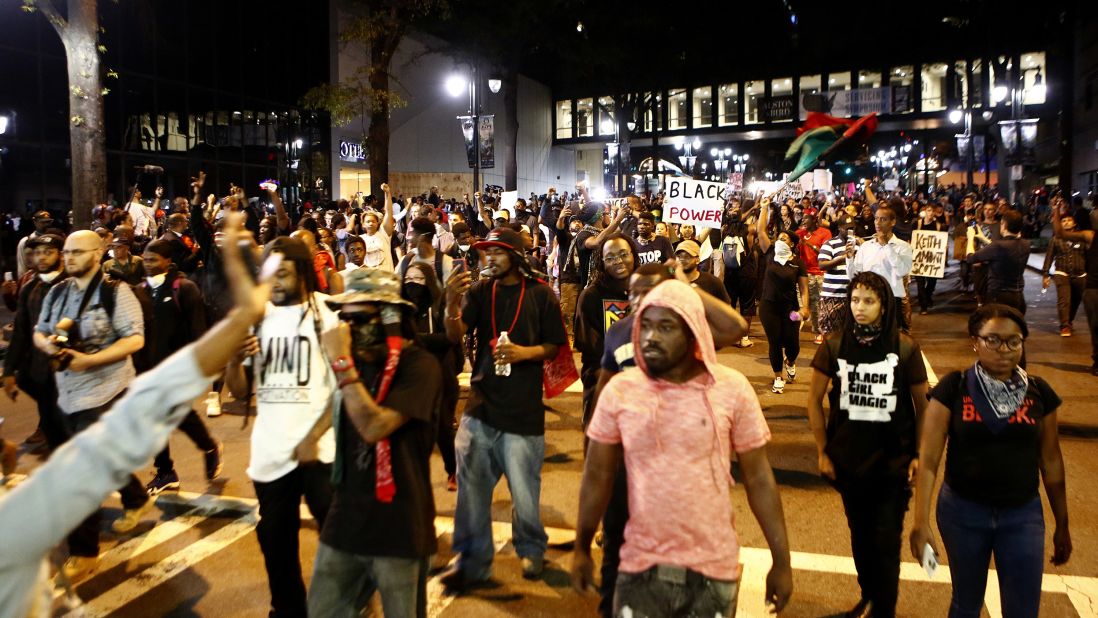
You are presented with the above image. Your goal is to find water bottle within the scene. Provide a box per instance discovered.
[789,311,802,322]
[495,330,512,377]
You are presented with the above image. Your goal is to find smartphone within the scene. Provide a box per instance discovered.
[259,180,279,192]
[921,543,939,578]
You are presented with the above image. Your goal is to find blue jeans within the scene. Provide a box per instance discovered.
[452,415,548,580]
[936,483,1045,618]
[307,542,427,618]
[613,566,740,617]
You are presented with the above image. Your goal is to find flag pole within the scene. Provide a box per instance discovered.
[765,112,878,202]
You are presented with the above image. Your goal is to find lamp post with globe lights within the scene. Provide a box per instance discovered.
[446,66,501,199]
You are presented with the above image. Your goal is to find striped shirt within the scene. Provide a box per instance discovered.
[819,236,851,298]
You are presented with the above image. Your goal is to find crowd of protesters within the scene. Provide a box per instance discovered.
[0,167,1087,617]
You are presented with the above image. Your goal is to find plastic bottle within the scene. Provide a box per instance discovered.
[495,330,512,377]
[789,311,802,322]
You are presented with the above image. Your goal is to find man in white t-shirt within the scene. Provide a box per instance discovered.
[127,186,161,238]
[225,236,338,618]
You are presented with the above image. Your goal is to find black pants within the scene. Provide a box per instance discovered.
[61,393,149,557]
[915,276,939,311]
[1084,289,1098,367]
[598,462,629,618]
[973,264,989,303]
[758,301,799,373]
[21,377,67,449]
[437,367,459,477]
[1053,275,1085,329]
[837,480,911,618]
[253,462,333,618]
[153,409,218,475]
[989,290,1026,315]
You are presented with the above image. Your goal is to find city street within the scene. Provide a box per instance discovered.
[3,271,1097,617]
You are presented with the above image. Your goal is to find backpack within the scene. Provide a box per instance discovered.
[721,235,744,271]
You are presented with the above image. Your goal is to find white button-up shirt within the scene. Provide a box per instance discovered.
[848,234,913,298]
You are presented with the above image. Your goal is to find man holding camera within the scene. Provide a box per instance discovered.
[32,230,148,581]
[299,268,443,617]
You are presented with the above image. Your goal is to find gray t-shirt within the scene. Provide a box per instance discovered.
[36,277,144,413]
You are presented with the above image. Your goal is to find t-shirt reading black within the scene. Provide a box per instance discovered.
[461,277,568,435]
[760,250,807,309]
[811,335,927,483]
[930,370,1061,508]
[574,281,630,384]
[633,235,674,265]
[690,271,731,303]
[321,344,441,558]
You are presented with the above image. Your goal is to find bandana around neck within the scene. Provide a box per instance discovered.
[852,321,883,346]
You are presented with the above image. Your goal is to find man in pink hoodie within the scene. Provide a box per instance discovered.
[572,279,793,615]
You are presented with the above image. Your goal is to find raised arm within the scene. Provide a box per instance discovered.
[584,205,628,250]
[757,198,773,254]
[1052,202,1093,247]
[381,183,395,237]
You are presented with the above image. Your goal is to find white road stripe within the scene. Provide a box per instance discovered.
[82,511,258,616]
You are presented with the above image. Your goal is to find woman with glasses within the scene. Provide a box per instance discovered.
[910,304,1071,618]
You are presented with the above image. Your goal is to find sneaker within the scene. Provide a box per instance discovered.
[446,474,457,492]
[145,471,180,496]
[204,441,223,481]
[919,310,929,316]
[814,334,824,345]
[438,565,486,593]
[60,555,98,582]
[521,556,544,579]
[739,336,753,348]
[205,392,221,417]
[772,377,785,394]
[1061,327,1072,337]
[112,499,154,533]
[785,363,797,382]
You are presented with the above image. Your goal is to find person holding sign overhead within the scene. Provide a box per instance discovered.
[756,198,810,394]
[807,272,929,618]
[913,205,949,315]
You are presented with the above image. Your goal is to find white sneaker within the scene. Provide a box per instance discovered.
[772,377,785,394]
[785,363,797,383]
[205,392,221,417]
[739,336,754,348]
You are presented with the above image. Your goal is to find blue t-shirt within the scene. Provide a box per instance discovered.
[600,313,636,373]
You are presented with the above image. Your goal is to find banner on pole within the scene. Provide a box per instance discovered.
[479,115,495,169]
[663,178,727,229]
[459,116,476,168]
[911,230,948,278]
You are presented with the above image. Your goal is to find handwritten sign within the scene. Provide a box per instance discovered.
[911,230,948,278]
[663,178,728,229]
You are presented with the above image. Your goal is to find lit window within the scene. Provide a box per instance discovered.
[576,98,593,137]
[692,86,712,128]
[891,66,914,113]
[643,92,662,132]
[921,63,948,111]
[798,75,821,120]
[555,101,573,139]
[668,89,687,130]
[1021,52,1047,105]
[858,70,882,88]
[744,80,763,125]
[970,59,984,108]
[828,70,851,91]
[717,84,739,127]
[768,77,793,122]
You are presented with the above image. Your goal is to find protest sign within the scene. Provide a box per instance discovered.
[497,190,518,218]
[663,178,727,229]
[911,230,948,278]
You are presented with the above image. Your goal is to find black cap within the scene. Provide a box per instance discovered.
[27,233,65,250]
[472,227,523,252]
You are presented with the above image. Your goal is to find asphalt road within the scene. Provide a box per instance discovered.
[2,270,1097,617]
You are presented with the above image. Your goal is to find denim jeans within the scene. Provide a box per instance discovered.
[936,483,1045,618]
[452,415,548,580]
[613,566,740,618]
[307,542,428,618]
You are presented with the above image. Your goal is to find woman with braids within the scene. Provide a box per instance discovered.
[911,304,1071,618]
[756,197,810,394]
[807,272,929,618]
[574,234,638,427]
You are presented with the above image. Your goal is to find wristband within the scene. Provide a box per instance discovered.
[330,355,354,373]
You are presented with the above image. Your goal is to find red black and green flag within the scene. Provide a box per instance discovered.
[784,112,878,182]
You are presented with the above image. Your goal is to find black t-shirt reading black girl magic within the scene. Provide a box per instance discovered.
[760,249,807,309]
[930,370,1061,508]
[321,345,441,559]
[811,335,927,483]
[461,277,568,435]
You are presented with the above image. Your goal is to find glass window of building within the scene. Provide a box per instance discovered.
[970,59,984,108]
[693,86,713,128]
[858,70,882,88]
[744,80,763,124]
[890,66,914,113]
[770,77,793,122]
[577,98,594,136]
[668,89,688,130]
[828,70,851,91]
[1021,52,1047,105]
[921,62,948,111]
[644,92,663,132]
[717,84,739,127]
[798,75,821,120]
[988,56,1013,108]
[952,61,969,108]
[598,96,616,135]
[556,100,573,139]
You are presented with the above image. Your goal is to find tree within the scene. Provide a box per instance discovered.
[22,0,107,230]
[303,0,448,200]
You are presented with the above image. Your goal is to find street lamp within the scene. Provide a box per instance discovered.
[445,75,466,98]
[675,138,701,177]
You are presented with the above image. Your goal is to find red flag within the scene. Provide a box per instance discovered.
[842,112,879,141]
[797,112,854,136]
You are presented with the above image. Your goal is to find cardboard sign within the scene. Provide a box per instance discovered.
[663,178,727,229]
[911,230,948,278]
[498,190,518,218]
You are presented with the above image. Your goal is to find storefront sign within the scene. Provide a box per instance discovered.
[761,95,795,122]
[663,178,727,229]
[339,140,366,163]
[911,230,948,278]
[830,87,891,117]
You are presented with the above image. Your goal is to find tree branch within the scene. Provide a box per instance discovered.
[30,0,68,36]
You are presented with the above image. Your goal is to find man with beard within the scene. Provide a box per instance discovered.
[675,240,731,302]
[439,227,567,589]
[138,240,223,496]
[3,233,69,450]
[573,279,792,615]
[224,237,338,618]
[15,210,55,278]
[575,235,637,428]
[632,211,673,266]
[298,268,443,616]
[33,230,148,581]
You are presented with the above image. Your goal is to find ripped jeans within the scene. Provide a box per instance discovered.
[613,565,740,618]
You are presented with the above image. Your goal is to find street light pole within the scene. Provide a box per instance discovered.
[470,64,480,200]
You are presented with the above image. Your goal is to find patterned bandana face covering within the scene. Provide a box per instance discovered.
[974,362,1029,420]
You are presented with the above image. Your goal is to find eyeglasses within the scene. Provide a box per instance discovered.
[975,335,1025,351]
[603,251,631,265]
[60,249,96,257]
